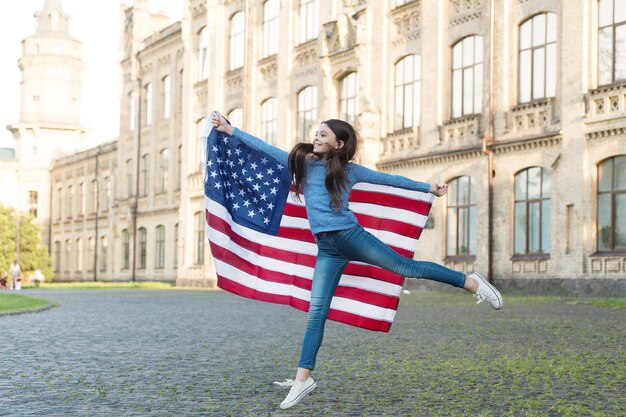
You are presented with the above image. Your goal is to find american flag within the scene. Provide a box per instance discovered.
[204,127,434,332]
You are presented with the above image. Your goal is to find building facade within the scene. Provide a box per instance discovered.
[38,0,626,294]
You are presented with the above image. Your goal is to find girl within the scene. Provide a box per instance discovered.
[210,111,503,409]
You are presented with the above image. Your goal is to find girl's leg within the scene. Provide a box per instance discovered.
[297,235,348,374]
[332,226,466,288]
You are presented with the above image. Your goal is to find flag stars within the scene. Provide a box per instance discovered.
[232,203,240,210]
[261,157,268,165]
[235,148,242,156]
[270,187,278,195]
[263,217,270,225]
[256,173,264,180]
[253,183,261,191]
[266,167,274,175]
[247,210,255,218]
[260,193,268,201]
[243,199,251,207]
[210,171,218,178]
[267,202,275,210]
[250,162,258,170]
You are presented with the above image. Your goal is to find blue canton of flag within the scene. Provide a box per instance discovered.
[204,129,291,235]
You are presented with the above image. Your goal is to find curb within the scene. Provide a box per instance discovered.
[0,302,58,317]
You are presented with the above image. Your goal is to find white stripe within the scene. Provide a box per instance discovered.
[353,182,435,203]
[206,197,318,255]
[280,215,311,229]
[350,201,428,226]
[208,225,315,278]
[209,223,404,297]
[216,258,396,323]
[364,227,419,251]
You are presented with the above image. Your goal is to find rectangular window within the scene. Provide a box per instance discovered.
[299,0,319,43]
[263,0,279,57]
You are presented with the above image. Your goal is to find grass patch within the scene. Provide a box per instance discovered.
[0,293,50,312]
[24,281,177,290]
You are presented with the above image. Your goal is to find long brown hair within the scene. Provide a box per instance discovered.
[288,119,358,211]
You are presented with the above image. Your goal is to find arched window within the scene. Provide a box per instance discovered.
[261,98,277,145]
[138,227,147,269]
[514,167,551,255]
[126,159,134,198]
[394,55,421,130]
[228,108,243,128]
[452,36,483,118]
[76,238,83,272]
[198,27,209,80]
[519,13,557,103]
[597,155,626,251]
[446,176,477,256]
[141,154,150,196]
[91,180,97,213]
[297,86,318,141]
[229,12,245,70]
[100,236,108,272]
[263,0,279,57]
[339,72,358,125]
[162,75,171,118]
[159,148,169,193]
[122,229,130,270]
[599,0,626,85]
[299,0,319,43]
[28,190,38,218]
[103,176,111,210]
[54,241,61,272]
[88,237,95,271]
[65,239,72,272]
[194,211,205,265]
[144,83,153,125]
[155,225,165,269]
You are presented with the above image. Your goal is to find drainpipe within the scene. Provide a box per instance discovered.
[483,0,496,282]
[131,48,143,283]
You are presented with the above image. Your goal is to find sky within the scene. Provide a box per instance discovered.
[0,0,182,149]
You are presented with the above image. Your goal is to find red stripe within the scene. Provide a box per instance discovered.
[208,214,317,267]
[350,189,432,216]
[327,309,392,332]
[210,241,402,310]
[343,263,405,286]
[218,276,392,332]
[283,202,307,218]
[355,212,423,237]
[277,225,316,243]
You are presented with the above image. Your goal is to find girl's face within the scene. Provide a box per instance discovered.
[312,123,343,158]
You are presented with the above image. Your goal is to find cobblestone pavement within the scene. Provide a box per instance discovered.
[0,289,624,417]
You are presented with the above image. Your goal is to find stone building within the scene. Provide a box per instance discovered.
[18,0,626,294]
[1,0,87,248]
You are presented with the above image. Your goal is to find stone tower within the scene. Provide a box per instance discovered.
[3,0,88,248]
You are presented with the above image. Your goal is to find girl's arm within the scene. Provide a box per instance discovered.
[211,111,288,165]
[351,164,431,194]
[231,128,289,166]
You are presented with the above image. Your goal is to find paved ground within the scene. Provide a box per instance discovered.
[0,289,623,417]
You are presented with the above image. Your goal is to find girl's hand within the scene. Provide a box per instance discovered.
[430,183,448,197]
[211,111,234,135]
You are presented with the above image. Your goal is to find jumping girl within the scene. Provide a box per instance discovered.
[210,111,503,409]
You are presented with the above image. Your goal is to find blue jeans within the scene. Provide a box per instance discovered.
[298,225,466,370]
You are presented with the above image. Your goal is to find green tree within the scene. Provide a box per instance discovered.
[0,204,52,281]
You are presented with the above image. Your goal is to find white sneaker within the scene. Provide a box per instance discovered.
[279,377,316,409]
[471,272,503,310]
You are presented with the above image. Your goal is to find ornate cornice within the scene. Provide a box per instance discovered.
[491,133,562,154]
[377,145,482,171]
[585,126,626,140]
